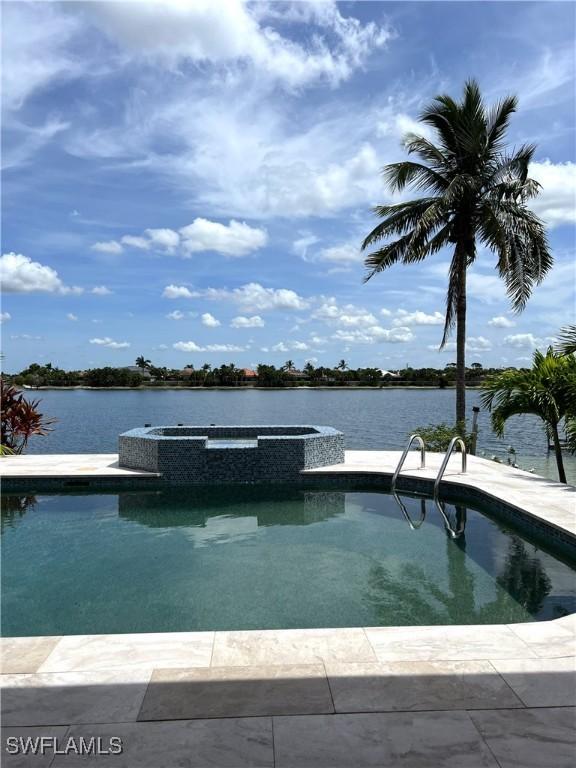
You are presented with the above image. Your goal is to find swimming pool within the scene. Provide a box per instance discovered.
[2,485,574,637]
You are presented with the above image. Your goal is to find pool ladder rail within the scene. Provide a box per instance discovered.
[390,434,426,492]
[391,434,467,539]
[433,436,467,498]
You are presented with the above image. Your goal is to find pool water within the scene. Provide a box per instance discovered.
[2,485,575,637]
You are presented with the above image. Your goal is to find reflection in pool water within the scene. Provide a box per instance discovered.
[1,485,574,637]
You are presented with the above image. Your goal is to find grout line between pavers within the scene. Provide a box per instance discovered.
[209,631,216,668]
[463,710,504,768]
[486,659,528,709]
[271,714,276,768]
[47,724,73,768]
[321,659,336,715]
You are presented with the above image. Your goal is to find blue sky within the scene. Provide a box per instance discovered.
[2,0,574,372]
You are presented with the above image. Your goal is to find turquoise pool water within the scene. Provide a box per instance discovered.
[2,486,574,637]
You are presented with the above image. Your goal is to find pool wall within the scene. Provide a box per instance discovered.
[118,425,345,483]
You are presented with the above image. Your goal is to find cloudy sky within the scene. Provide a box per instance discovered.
[2,0,574,372]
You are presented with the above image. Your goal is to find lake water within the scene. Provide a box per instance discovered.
[24,389,576,483]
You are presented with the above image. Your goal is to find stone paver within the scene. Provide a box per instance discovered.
[38,632,214,673]
[51,718,274,767]
[211,628,376,667]
[273,710,499,767]
[507,619,575,658]
[0,454,159,478]
[490,656,576,707]
[364,624,536,662]
[325,659,523,713]
[1,669,151,726]
[469,707,576,768]
[138,665,333,721]
[0,636,61,674]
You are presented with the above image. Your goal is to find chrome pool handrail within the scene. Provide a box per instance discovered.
[433,497,464,539]
[433,437,467,497]
[391,434,426,491]
[392,491,427,530]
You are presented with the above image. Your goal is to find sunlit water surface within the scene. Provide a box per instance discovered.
[2,485,574,637]
[24,389,576,483]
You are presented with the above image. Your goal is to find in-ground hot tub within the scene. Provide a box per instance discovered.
[119,425,345,484]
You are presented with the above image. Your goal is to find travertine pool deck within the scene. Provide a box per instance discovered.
[0,453,161,479]
[1,451,575,766]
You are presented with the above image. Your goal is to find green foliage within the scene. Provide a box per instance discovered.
[413,422,472,453]
[556,326,576,357]
[84,367,143,387]
[362,80,552,424]
[481,347,576,483]
[256,364,286,387]
[1,379,56,454]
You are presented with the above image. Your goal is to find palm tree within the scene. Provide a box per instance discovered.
[362,80,551,425]
[135,355,151,370]
[283,359,295,372]
[481,347,576,483]
[556,326,576,356]
[304,361,315,375]
[337,359,348,371]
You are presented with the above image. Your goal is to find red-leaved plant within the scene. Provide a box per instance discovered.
[1,379,56,454]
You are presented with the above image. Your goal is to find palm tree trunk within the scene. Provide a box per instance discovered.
[551,422,567,484]
[455,253,467,427]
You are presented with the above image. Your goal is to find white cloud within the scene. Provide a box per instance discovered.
[163,284,194,299]
[313,299,380,328]
[0,312,11,323]
[121,235,150,250]
[428,337,493,353]
[332,326,414,344]
[89,336,130,349]
[91,285,112,295]
[380,308,392,317]
[201,312,221,328]
[87,0,391,89]
[488,316,515,328]
[2,2,82,111]
[91,240,123,254]
[166,310,185,320]
[466,272,507,304]
[393,310,444,327]
[144,228,180,253]
[317,241,363,265]
[173,341,245,353]
[180,219,267,257]
[529,160,576,226]
[467,336,492,352]
[293,235,320,260]
[231,315,265,328]
[503,333,543,349]
[272,340,310,352]
[67,313,78,321]
[11,334,42,341]
[0,252,82,294]
[189,283,309,311]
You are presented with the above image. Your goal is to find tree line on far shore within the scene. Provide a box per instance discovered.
[7,358,512,389]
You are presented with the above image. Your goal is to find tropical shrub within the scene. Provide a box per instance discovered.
[413,422,473,453]
[481,347,576,483]
[1,379,56,454]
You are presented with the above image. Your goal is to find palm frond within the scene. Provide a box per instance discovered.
[383,161,448,194]
[486,95,518,150]
[556,326,576,356]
